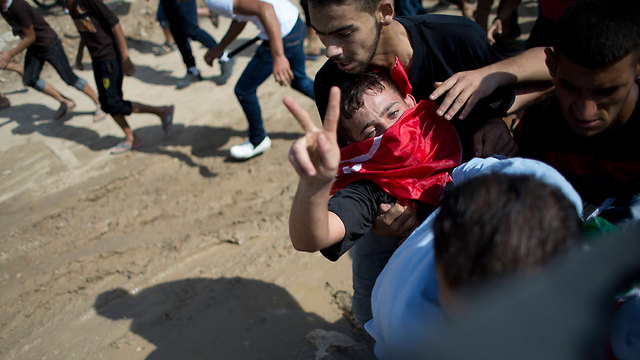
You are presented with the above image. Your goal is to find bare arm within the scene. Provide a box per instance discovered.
[284,87,346,252]
[487,0,522,44]
[0,25,35,69]
[204,19,246,65]
[111,22,135,76]
[430,47,552,120]
[233,0,293,86]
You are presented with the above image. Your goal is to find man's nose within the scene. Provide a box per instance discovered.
[574,97,599,119]
[319,36,342,59]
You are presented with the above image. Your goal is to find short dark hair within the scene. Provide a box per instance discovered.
[554,0,640,69]
[434,174,582,290]
[308,0,382,14]
[337,71,400,143]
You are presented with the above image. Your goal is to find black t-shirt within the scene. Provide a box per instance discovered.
[1,0,57,52]
[515,82,640,212]
[322,180,437,261]
[68,0,120,61]
[314,14,514,159]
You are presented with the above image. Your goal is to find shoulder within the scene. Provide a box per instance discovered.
[7,0,31,15]
[397,14,485,39]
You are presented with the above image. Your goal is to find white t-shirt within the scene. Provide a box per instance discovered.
[205,0,299,40]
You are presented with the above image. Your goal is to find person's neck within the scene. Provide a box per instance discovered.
[370,19,413,72]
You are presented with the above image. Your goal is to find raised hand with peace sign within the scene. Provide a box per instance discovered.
[284,87,347,252]
[283,86,341,185]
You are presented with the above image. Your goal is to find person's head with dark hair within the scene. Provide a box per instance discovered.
[553,0,640,70]
[433,174,582,312]
[307,0,395,74]
[308,0,382,14]
[545,0,640,137]
[337,71,416,143]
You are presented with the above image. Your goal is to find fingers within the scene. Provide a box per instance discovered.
[473,118,518,157]
[283,96,317,134]
[429,77,456,103]
[375,201,418,237]
[436,83,468,120]
[487,19,503,45]
[289,136,317,177]
[323,87,340,137]
[458,92,480,120]
[378,203,392,214]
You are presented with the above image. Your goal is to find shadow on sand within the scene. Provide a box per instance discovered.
[95,277,371,359]
[0,103,301,178]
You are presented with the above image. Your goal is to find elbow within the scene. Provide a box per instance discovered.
[292,244,317,253]
[289,231,323,252]
[290,239,321,253]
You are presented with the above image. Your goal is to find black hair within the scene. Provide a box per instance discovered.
[554,0,640,69]
[308,0,382,14]
[337,71,400,143]
[434,174,582,290]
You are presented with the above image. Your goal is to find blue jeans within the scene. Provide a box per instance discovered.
[160,0,218,69]
[234,17,314,146]
[351,231,399,325]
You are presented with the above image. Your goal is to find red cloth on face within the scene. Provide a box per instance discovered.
[331,100,462,206]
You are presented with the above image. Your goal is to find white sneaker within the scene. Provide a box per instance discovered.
[229,136,271,160]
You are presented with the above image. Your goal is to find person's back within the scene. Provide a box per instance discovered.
[366,157,583,359]
[515,0,640,223]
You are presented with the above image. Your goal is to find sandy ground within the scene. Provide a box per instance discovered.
[0,1,538,358]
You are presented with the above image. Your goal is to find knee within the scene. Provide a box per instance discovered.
[234,84,250,100]
[71,77,87,91]
[26,78,46,91]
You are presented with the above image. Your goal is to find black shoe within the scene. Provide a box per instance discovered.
[176,72,202,89]
[217,58,235,85]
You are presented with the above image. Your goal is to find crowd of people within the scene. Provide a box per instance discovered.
[285,0,639,358]
[2,0,639,358]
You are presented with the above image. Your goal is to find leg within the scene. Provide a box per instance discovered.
[234,44,274,146]
[23,48,75,118]
[351,232,399,325]
[131,101,175,135]
[154,2,177,56]
[284,19,314,99]
[4,61,24,76]
[161,0,196,69]
[43,38,102,110]
[0,91,10,110]
[179,0,218,49]
[474,0,493,31]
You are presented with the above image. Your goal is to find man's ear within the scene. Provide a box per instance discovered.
[404,93,417,108]
[544,47,557,78]
[378,0,394,25]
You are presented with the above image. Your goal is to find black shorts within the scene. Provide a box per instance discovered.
[92,57,132,116]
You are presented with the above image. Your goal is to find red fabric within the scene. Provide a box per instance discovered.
[538,0,576,22]
[331,100,462,205]
[389,57,412,97]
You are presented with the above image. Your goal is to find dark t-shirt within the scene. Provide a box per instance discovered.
[68,0,120,61]
[314,14,514,159]
[322,180,437,261]
[1,0,57,52]
[515,82,640,213]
